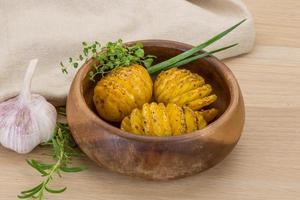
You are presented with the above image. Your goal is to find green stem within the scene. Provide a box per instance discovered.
[149,43,238,74]
[173,43,238,67]
[147,19,246,74]
[38,141,64,200]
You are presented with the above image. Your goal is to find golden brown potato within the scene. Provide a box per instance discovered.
[198,108,219,123]
[121,102,210,136]
[93,64,153,122]
[154,68,217,111]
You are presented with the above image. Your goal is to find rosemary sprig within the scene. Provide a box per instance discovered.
[18,122,85,200]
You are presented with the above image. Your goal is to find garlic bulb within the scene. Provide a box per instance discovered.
[0,59,57,154]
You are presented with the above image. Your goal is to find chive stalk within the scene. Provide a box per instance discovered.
[158,43,238,72]
[147,19,246,74]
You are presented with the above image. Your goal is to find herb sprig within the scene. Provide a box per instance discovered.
[18,122,85,200]
[61,39,156,80]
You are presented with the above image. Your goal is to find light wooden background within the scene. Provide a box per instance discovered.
[1,0,299,199]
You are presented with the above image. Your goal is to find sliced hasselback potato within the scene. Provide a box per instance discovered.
[93,64,153,122]
[154,68,217,111]
[121,102,218,136]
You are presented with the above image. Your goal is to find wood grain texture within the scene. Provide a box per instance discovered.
[0,0,300,199]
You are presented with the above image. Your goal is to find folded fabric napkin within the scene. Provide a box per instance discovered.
[0,0,255,106]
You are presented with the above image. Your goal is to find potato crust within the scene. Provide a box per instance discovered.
[121,102,217,136]
[154,68,217,111]
[93,64,153,122]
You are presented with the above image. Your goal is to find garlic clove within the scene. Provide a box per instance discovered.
[0,59,57,154]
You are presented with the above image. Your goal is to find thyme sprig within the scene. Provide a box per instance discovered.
[18,122,85,200]
[61,39,156,80]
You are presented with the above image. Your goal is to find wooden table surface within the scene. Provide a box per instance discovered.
[1,0,299,199]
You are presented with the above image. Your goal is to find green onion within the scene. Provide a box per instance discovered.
[171,43,238,68]
[147,19,246,74]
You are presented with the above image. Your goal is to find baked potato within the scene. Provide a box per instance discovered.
[93,64,153,122]
[121,102,218,136]
[154,68,217,111]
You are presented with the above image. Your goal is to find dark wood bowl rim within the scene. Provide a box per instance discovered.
[72,39,240,143]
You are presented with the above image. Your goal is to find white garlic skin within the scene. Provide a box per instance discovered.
[0,59,57,154]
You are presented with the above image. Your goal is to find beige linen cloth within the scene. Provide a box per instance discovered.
[0,0,255,106]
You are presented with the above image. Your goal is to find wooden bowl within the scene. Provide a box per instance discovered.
[67,40,245,180]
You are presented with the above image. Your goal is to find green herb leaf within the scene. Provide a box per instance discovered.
[20,183,43,195]
[18,189,41,199]
[60,166,86,172]
[26,160,48,176]
[45,186,67,194]
[135,49,144,58]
